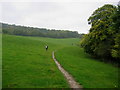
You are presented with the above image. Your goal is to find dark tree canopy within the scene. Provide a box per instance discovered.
[80,4,120,63]
[111,5,120,59]
[2,23,82,38]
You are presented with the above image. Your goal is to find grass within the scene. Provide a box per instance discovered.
[2,34,119,88]
[56,46,119,88]
[3,34,75,88]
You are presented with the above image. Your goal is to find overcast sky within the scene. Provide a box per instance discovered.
[0,0,119,34]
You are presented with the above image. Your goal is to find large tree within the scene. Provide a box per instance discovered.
[81,4,119,60]
[111,4,120,59]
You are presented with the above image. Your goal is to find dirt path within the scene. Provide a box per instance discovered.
[52,51,83,89]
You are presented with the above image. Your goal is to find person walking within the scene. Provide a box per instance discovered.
[45,45,48,51]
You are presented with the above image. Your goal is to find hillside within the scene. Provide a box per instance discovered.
[1,23,84,38]
[3,34,118,88]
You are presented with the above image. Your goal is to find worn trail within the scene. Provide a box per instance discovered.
[52,51,83,89]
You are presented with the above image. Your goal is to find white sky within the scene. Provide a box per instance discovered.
[0,0,119,34]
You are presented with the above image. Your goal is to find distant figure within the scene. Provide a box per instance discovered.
[45,45,48,51]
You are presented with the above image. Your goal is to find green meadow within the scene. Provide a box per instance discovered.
[2,34,119,88]
[56,47,119,88]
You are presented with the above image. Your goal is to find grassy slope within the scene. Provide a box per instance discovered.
[3,34,77,88]
[3,34,119,88]
[56,46,119,88]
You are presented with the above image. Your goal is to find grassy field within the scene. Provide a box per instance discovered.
[56,47,119,88]
[3,34,78,88]
[3,34,119,88]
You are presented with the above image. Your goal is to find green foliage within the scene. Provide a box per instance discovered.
[2,23,80,38]
[111,34,120,58]
[111,5,120,59]
[81,4,120,62]
[80,34,94,55]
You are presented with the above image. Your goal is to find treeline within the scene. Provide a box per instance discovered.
[1,23,83,38]
[80,4,120,64]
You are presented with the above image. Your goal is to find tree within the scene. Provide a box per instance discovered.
[111,4,120,59]
[81,4,118,60]
[2,23,80,38]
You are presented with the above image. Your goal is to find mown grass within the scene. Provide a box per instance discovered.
[56,46,119,88]
[3,34,75,88]
[2,34,119,88]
